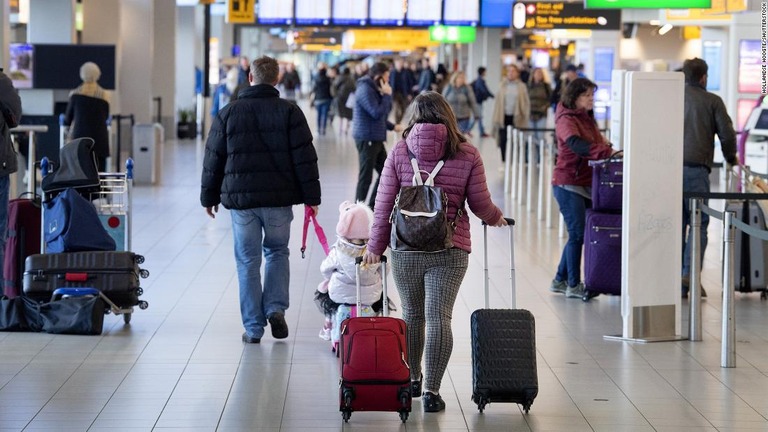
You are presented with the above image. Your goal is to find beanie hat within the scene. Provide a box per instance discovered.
[80,62,101,83]
[336,200,373,241]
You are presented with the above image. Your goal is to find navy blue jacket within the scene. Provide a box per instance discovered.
[352,76,393,142]
[201,84,320,209]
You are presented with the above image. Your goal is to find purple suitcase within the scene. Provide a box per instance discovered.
[583,210,622,301]
[590,154,623,213]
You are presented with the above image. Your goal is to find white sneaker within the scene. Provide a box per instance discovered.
[318,327,331,341]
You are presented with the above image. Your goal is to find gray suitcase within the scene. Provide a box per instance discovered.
[726,200,768,295]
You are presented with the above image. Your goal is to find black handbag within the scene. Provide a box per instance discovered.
[39,296,105,335]
[0,296,27,331]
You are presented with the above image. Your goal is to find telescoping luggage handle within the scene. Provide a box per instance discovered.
[355,255,389,316]
[482,218,516,309]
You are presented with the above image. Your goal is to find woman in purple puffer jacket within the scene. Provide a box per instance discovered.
[362,91,506,413]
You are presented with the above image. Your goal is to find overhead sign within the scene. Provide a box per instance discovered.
[343,29,439,53]
[513,2,621,31]
[227,0,254,23]
[584,0,710,8]
[429,26,477,43]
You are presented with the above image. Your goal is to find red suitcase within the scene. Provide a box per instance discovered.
[338,256,411,423]
[3,196,42,298]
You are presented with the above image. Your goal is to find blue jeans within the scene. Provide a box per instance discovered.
[457,118,472,134]
[315,100,331,133]
[0,176,8,282]
[682,166,710,277]
[231,206,293,339]
[553,186,589,287]
[473,103,486,135]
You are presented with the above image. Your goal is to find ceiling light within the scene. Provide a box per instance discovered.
[658,24,673,35]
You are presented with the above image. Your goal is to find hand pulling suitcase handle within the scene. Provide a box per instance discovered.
[355,255,388,316]
[482,218,516,309]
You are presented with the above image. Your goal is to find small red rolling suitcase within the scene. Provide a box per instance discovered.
[3,196,41,298]
[338,256,411,423]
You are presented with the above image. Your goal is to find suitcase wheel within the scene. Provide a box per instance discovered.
[341,410,351,422]
[762,291,767,300]
[399,410,408,422]
[522,402,532,414]
[138,301,149,310]
[477,401,487,413]
[140,269,150,279]
[135,255,145,264]
[581,290,599,302]
[123,313,131,324]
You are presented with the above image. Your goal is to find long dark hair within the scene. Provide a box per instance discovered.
[560,77,597,110]
[402,91,466,160]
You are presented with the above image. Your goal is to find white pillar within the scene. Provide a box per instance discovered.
[175,6,197,118]
[467,28,502,133]
[119,0,153,124]
[27,0,76,44]
[153,0,176,135]
[0,0,9,66]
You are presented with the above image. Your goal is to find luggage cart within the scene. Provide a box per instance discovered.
[39,157,148,324]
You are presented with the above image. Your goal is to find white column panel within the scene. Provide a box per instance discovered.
[28,0,76,44]
[468,28,502,130]
[175,6,196,119]
[0,0,9,66]
[118,0,152,124]
[153,0,176,136]
[82,0,120,45]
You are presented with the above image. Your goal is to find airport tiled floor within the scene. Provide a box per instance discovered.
[2,109,768,431]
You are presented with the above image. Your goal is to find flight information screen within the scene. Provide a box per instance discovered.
[369,0,405,26]
[257,0,293,25]
[295,0,331,25]
[443,0,478,26]
[406,0,442,27]
[332,0,368,25]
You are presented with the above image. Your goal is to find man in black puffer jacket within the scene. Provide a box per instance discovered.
[201,56,321,344]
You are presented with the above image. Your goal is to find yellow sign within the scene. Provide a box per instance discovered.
[227,0,254,24]
[343,29,439,52]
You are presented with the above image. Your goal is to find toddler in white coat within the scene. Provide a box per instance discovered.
[315,201,382,348]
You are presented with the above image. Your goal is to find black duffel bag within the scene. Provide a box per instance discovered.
[38,296,105,335]
[0,296,27,331]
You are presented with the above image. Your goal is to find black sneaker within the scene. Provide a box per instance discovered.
[423,392,445,412]
[268,313,289,339]
[241,332,260,344]
[411,375,422,398]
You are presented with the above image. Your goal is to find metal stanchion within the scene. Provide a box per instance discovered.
[504,125,513,194]
[526,135,535,212]
[689,198,702,342]
[516,130,525,204]
[10,125,49,195]
[537,138,545,220]
[546,141,555,228]
[721,210,736,368]
[510,127,517,198]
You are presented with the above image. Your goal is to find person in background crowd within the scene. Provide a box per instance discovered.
[64,62,111,171]
[551,64,578,113]
[279,63,301,103]
[408,61,420,96]
[353,62,401,209]
[491,65,530,163]
[333,67,356,135]
[528,67,553,148]
[312,68,333,136]
[471,66,494,138]
[550,78,614,299]
[577,63,587,78]
[211,68,239,117]
[418,58,436,94]
[442,71,478,135]
[362,91,506,413]
[389,58,415,124]
[435,64,449,93]
[681,57,738,298]
[0,68,22,286]
[237,55,250,85]
[201,56,321,344]
[326,67,339,127]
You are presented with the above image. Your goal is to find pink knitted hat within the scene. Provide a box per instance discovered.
[336,201,373,240]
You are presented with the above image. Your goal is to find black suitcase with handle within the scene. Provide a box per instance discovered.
[22,251,148,308]
[470,218,538,413]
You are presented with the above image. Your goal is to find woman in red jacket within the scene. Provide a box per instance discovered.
[362,91,506,413]
[550,78,614,299]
